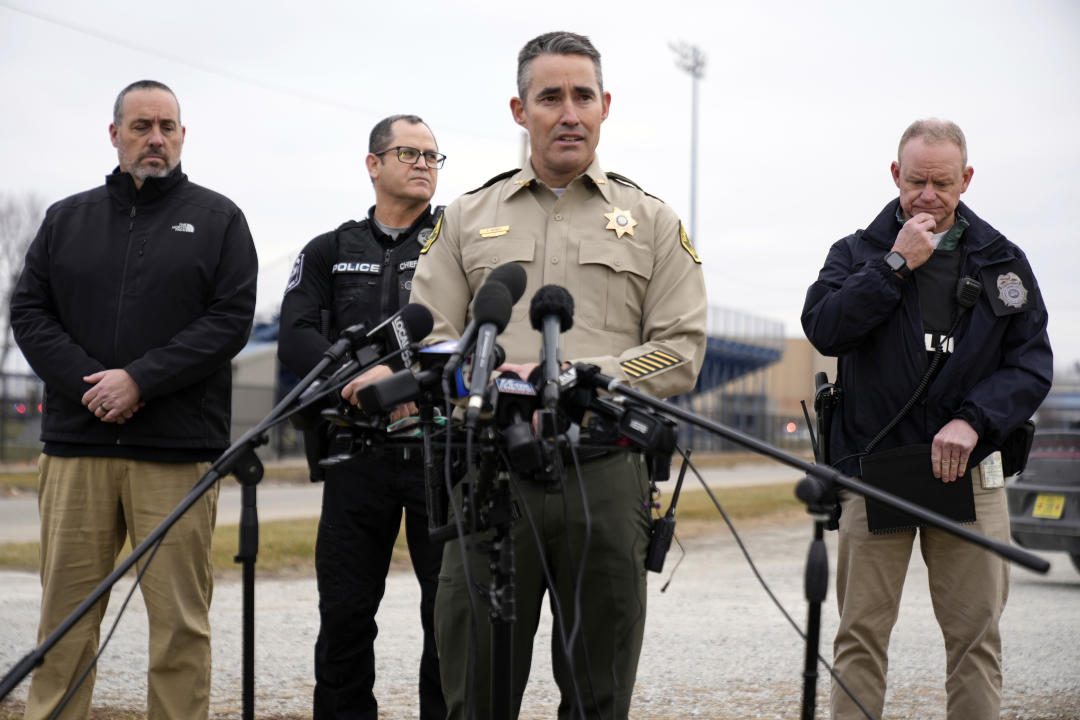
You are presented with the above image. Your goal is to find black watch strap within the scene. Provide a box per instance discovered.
[884,251,911,279]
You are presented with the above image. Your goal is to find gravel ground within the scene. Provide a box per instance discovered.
[2,514,1078,719]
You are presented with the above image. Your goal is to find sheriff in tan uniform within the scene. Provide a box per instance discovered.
[410,31,706,720]
[415,156,705,395]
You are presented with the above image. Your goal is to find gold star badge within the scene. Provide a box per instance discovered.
[603,207,638,238]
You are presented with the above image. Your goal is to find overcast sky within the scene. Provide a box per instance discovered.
[2,0,1078,374]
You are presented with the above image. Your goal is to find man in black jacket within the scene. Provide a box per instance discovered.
[802,118,1052,719]
[278,114,447,720]
[11,80,257,719]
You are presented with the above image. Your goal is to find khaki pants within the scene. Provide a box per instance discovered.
[831,465,1010,720]
[435,452,652,720]
[25,455,218,720]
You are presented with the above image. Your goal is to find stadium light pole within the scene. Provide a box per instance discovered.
[669,41,706,242]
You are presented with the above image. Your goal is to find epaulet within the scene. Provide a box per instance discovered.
[466,169,520,195]
[605,171,642,190]
[605,171,665,203]
[335,219,365,233]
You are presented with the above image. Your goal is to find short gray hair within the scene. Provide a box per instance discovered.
[113,80,180,126]
[516,31,603,101]
[898,118,968,167]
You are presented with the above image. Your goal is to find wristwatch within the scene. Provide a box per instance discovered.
[884,251,911,279]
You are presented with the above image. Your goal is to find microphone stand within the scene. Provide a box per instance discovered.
[471,432,517,720]
[0,341,406,718]
[801,503,832,719]
[567,364,1050,720]
[799,374,841,719]
[421,410,519,720]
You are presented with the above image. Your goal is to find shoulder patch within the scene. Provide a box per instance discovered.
[620,350,685,380]
[466,168,520,195]
[980,260,1037,316]
[284,253,304,295]
[419,213,443,255]
[679,222,702,264]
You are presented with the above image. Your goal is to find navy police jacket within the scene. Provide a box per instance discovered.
[801,199,1052,476]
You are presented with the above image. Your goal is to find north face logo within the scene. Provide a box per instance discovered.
[172,222,195,233]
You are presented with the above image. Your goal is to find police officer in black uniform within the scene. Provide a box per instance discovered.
[278,114,447,720]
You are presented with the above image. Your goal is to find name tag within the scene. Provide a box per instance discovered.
[479,226,510,238]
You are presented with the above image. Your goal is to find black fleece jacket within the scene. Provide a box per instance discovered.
[11,165,258,454]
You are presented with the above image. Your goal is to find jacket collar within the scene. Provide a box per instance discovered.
[106,163,187,209]
[863,198,1003,256]
[502,155,612,203]
[365,203,434,244]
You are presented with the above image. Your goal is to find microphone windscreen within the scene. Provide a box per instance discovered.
[399,303,434,342]
[487,263,528,304]
[471,281,513,331]
[528,284,575,332]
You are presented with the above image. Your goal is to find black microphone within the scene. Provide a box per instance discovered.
[464,284,514,429]
[297,303,433,407]
[528,285,574,409]
[488,261,528,305]
[352,347,509,419]
[441,263,527,380]
[489,371,542,474]
[352,302,433,371]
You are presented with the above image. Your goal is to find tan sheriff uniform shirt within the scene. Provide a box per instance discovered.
[411,156,707,400]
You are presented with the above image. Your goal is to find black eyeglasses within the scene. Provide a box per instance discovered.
[373,146,447,169]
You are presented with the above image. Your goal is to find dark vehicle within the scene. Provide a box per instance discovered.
[1006,430,1080,574]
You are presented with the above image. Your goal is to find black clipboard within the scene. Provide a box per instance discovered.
[859,444,975,533]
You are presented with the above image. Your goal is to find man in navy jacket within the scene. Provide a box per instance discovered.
[11,79,257,719]
[802,118,1051,719]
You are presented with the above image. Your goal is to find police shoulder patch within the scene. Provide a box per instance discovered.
[679,222,702,264]
[979,260,1038,316]
[620,350,684,379]
[420,213,443,255]
[284,253,304,295]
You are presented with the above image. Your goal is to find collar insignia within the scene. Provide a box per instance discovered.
[996,272,1028,309]
[603,207,637,238]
